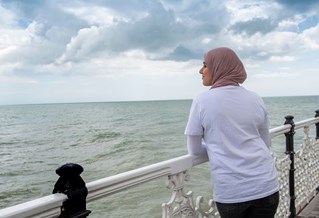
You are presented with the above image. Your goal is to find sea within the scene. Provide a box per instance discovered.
[0,95,318,217]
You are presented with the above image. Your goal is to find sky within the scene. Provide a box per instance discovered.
[0,0,319,105]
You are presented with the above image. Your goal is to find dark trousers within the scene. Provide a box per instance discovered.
[216,192,279,218]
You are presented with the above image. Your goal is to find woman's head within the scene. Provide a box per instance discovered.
[199,47,247,88]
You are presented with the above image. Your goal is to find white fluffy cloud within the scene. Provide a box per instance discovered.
[301,24,319,49]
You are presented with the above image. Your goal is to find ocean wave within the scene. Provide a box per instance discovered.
[91,131,121,143]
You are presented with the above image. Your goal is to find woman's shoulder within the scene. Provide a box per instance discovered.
[240,87,267,107]
[192,86,263,102]
[193,89,212,101]
[239,86,263,98]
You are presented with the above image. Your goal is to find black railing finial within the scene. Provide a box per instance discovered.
[284,115,295,155]
[53,163,91,218]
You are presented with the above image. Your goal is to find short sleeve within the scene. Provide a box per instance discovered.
[185,98,203,136]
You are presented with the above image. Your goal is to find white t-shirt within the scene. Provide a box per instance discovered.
[185,86,279,203]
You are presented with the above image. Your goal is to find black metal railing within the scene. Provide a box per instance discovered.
[286,111,319,218]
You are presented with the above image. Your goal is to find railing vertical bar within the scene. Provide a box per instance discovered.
[284,115,296,218]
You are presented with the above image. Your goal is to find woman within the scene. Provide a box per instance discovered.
[185,47,279,218]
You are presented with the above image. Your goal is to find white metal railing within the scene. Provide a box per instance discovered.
[0,155,208,218]
[0,116,319,218]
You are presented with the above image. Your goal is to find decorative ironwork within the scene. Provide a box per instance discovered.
[294,126,319,212]
[162,171,219,218]
[195,196,219,218]
[275,155,291,218]
[162,171,197,217]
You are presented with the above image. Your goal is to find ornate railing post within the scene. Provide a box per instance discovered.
[284,115,296,218]
[315,110,319,140]
[162,171,197,217]
[53,163,91,218]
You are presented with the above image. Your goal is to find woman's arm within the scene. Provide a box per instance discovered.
[187,135,207,155]
[259,128,270,148]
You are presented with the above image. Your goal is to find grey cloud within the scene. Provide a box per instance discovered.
[1,0,88,41]
[58,1,223,63]
[1,0,271,69]
[91,0,159,12]
[0,0,94,69]
[275,0,319,12]
[110,7,186,52]
[237,49,271,61]
[57,6,189,62]
[100,0,225,53]
[0,0,232,68]
[161,45,200,61]
[231,18,277,35]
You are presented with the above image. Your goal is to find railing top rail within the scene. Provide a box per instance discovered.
[86,154,208,202]
[0,194,67,218]
[269,124,291,138]
[269,117,319,138]
[294,117,319,130]
[0,154,209,218]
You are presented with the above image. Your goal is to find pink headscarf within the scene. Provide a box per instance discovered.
[204,47,247,88]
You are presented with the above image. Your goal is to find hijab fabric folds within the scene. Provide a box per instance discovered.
[204,47,247,88]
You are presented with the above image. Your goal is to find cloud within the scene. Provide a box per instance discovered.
[0,21,66,74]
[231,18,277,35]
[275,0,319,12]
[254,72,298,78]
[54,3,189,63]
[0,75,38,84]
[0,0,303,70]
[270,55,296,62]
[52,0,228,64]
[0,0,319,104]
[63,6,119,26]
[0,3,15,27]
[298,15,319,32]
[301,24,319,49]
[46,49,199,79]
[55,26,101,64]
[162,45,200,61]
[277,15,303,32]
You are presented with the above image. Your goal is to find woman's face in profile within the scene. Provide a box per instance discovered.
[199,61,212,86]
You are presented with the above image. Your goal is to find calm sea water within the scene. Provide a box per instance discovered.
[0,96,318,217]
